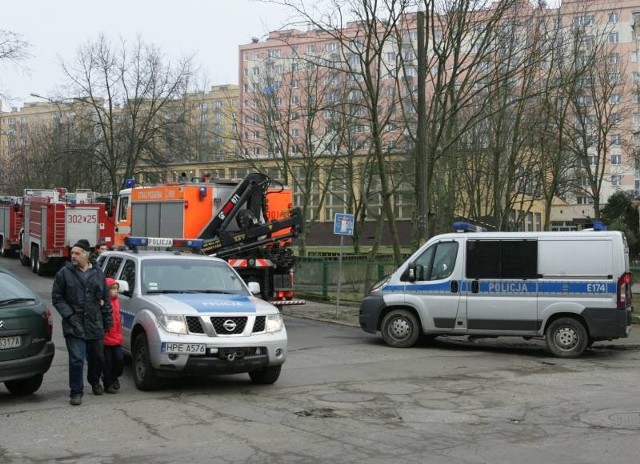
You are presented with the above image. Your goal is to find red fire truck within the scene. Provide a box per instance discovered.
[19,189,115,275]
[0,196,24,258]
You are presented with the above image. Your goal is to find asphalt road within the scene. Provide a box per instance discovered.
[1,256,639,464]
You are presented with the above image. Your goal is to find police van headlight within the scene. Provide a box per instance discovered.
[265,314,284,333]
[370,276,390,294]
[158,315,188,334]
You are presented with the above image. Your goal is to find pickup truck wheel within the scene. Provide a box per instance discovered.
[546,317,588,358]
[381,309,420,348]
[249,364,282,385]
[4,374,44,395]
[132,333,161,390]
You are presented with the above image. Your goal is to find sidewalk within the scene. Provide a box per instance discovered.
[282,300,640,348]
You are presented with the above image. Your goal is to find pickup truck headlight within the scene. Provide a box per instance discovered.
[158,315,188,334]
[265,313,284,333]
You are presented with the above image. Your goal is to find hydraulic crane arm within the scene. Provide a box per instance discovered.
[201,207,303,257]
[198,172,270,240]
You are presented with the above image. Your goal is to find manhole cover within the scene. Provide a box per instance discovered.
[609,412,640,427]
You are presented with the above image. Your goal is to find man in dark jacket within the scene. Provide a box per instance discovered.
[52,239,113,406]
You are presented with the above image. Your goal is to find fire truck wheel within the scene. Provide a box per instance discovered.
[19,250,30,266]
[30,247,38,274]
[0,244,7,258]
[36,259,46,276]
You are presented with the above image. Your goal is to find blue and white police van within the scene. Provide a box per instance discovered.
[98,237,287,390]
[360,225,633,357]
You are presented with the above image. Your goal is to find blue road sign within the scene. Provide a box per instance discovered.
[334,213,355,236]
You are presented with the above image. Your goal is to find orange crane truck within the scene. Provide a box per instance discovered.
[114,173,305,307]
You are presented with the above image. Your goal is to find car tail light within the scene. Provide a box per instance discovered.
[44,307,53,340]
[617,272,632,309]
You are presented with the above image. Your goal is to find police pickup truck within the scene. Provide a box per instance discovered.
[98,237,287,390]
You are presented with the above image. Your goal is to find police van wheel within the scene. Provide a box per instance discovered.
[381,309,420,348]
[133,333,161,391]
[546,318,588,358]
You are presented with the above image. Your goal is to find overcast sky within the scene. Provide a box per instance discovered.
[0,0,296,109]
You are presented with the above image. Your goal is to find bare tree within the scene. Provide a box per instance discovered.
[0,29,31,102]
[61,35,195,194]
[561,15,631,219]
[269,0,415,264]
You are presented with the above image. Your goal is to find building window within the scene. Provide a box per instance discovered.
[609,94,620,105]
[608,32,619,43]
[291,95,299,105]
[611,154,621,165]
[609,53,620,64]
[611,134,621,145]
[577,196,593,205]
[611,175,621,186]
[608,12,619,24]
[325,42,338,53]
[291,128,299,137]
[267,49,281,58]
[573,15,594,27]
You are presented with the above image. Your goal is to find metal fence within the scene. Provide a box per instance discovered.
[294,256,398,303]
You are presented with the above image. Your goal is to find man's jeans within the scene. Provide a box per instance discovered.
[65,336,105,396]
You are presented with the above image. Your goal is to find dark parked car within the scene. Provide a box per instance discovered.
[0,267,55,395]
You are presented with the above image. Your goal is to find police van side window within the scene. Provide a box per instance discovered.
[413,241,458,281]
[466,240,537,279]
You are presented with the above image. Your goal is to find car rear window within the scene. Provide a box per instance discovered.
[0,271,38,300]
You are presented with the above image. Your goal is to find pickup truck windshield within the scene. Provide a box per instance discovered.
[141,259,248,295]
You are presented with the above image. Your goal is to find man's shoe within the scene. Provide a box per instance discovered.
[70,394,82,406]
[92,384,104,395]
[113,379,120,391]
[104,384,118,394]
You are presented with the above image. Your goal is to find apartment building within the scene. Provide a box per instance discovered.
[237,0,640,233]
[0,85,240,190]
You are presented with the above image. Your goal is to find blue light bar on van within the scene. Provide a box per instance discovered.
[452,222,487,233]
[125,236,204,250]
[592,221,608,231]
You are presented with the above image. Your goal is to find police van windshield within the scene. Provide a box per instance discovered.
[141,259,248,295]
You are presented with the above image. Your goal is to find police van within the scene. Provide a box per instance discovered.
[359,225,633,358]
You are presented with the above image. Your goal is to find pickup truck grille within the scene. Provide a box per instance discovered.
[253,316,266,333]
[211,316,247,335]
[186,316,204,334]
[185,316,266,335]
